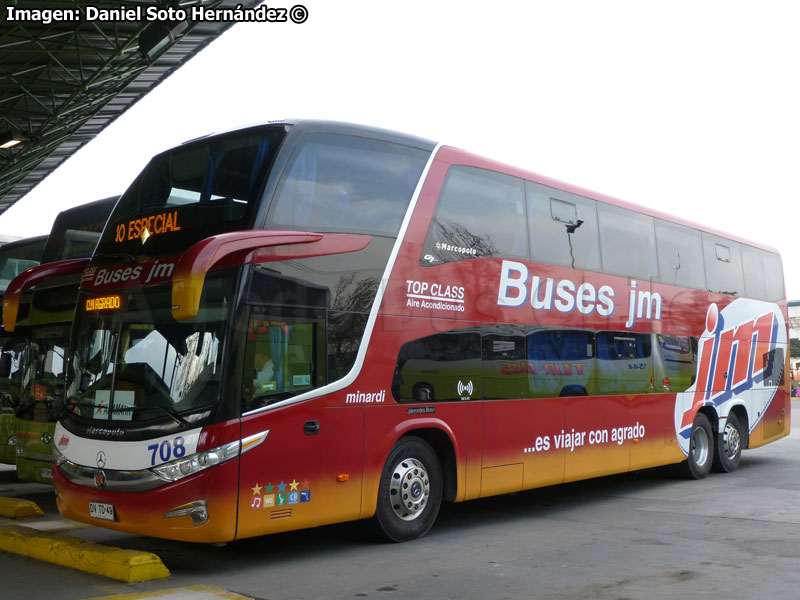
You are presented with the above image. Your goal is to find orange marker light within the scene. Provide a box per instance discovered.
[336,474,350,482]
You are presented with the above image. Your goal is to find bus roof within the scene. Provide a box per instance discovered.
[41,196,118,264]
[0,234,48,256]
[179,119,438,153]
[179,121,775,256]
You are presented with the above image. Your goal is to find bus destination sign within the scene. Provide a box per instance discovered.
[85,294,122,312]
[114,210,181,244]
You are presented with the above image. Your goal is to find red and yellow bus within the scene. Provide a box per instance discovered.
[42,121,789,543]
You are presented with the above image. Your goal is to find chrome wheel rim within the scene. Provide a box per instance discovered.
[722,422,741,459]
[389,457,430,521]
[691,426,710,467]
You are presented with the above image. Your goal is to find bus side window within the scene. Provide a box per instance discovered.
[243,309,326,411]
[654,219,705,290]
[392,330,482,403]
[702,232,744,296]
[742,245,784,302]
[761,251,785,302]
[526,183,601,272]
[268,133,427,237]
[597,203,659,282]
[421,166,527,264]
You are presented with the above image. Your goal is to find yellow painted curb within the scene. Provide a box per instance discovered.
[84,584,256,599]
[0,496,44,518]
[0,524,170,583]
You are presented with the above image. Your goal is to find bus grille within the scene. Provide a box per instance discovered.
[270,509,293,520]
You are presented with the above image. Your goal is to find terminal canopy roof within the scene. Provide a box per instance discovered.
[0,0,259,215]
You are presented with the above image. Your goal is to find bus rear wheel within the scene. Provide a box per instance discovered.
[676,413,713,480]
[375,436,442,542]
[712,412,743,473]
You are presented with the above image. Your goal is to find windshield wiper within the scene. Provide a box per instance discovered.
[149,405,190,427]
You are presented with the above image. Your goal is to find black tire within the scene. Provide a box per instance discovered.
[374,436,442,542]
[712,412,743,473]
[675,412,714,480]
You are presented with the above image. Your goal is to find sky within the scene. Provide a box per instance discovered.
[0,1,798,298]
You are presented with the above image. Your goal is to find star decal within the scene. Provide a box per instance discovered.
[264,482,274,493]
[251,483,263,496]
[301,478,311,489]
[289,479,299,491]
[277,481,287,492]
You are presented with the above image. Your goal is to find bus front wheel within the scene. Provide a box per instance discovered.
[375,436,442,542]
[676,413,714,480]
[712,412,743,473]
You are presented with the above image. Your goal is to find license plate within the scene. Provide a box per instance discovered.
[40,467,52,480]
[89,501,115,521]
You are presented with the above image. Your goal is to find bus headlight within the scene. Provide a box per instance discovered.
[52,443,67,467]
[151,440,239,482]
[150,430,268,483]
[7,434,17,447]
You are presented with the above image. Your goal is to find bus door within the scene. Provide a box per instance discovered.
[481,327,565,496]
[236,308,363,537]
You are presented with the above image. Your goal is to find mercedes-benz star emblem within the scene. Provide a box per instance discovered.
[94,470,106,489]
[96,451,106,469]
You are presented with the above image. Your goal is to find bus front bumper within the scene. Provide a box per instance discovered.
[52,458,240,543]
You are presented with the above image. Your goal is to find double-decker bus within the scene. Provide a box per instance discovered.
[2,199,116,481]
[0,235,48,464]
[47,121,789,543]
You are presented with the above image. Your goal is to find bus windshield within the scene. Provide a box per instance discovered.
[97,125,286,257]
[66,272,234,422]
[0,336,29,410]
[13,325,68,421]
[40,197,117,264]
[0,236,46,295]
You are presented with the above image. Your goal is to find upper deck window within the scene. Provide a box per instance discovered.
[598,203,658,281]
[742,245,785,302]
[655,219,706,290]
[97,126,286,256]
[527,183,601,271]
[702,232,744,296]
[422,166,528,264]
[267,133,428,237]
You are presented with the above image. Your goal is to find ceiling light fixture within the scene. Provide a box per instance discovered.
[0,131,26,149]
